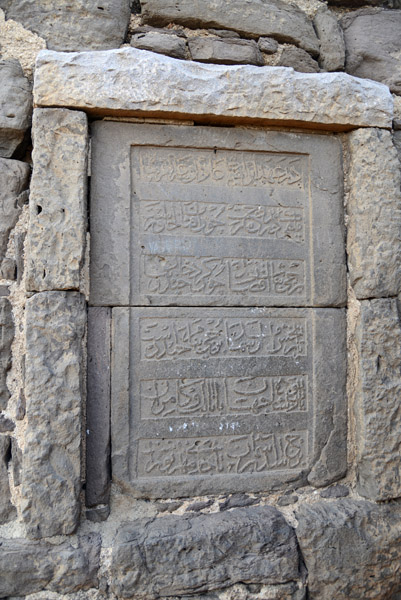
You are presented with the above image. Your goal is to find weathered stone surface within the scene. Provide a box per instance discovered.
[90,122,346,308]
[394,130,401,162]
[219,494,257,511]
[189,37,264,66]
[34,48,393,130]
[319,484,349,498]
[131,31,187,59]
[0,296,14,411]
[5,0,130,51]
[0,157,30,266]
[0,534,100,597]
[0,413,15,431]
[111,506,300,599]
[342,8,401,95]
[141,0,320,56]
[111,306,346,498]
[278,46,319,73]
[26,108,88,292]
[0,434,16,523]
[22,291,86,538]
[314,8,345,71]
[296,500,401,599]
[258,36,279,54]
[0,59,32,158]
[347,128,401,298]
[353,298,401,500]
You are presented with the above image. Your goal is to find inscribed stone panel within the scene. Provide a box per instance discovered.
[111,307,346,498]
[90,123,346,308]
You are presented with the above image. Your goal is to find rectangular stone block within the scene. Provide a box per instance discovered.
[26,108,88,292]
[111,306,346,498]
[33,48,393,130]
[22,291,86,538]
[90,122,346,308]
[354,298,401,501]
[347,128,401,299]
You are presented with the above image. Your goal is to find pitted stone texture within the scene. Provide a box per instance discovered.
[0,58,32,158]
[277,46,319,73]
[347,128,401,299]
[342,8,401,95]
[22,291,86,538]
[296,500,401,599]
[26,109,88,292]
[33,48,393,130]
[0,534,100,597]
[5,0,130,51]
[189,37,264,66]
[131,31,187,59]
[313,9,345,71]
[111,506,300,599]
[354,298,401,500]
[0,434,16,523]
[0,157,30,266]
[0,297,14,411]
[141,0,320,56]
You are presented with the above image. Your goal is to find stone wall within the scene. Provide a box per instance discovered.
[1,1,401,599]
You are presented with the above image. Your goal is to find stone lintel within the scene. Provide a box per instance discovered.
[33,48,393,131]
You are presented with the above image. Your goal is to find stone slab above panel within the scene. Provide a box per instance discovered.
[33,48,393,130]
[90,123,346,308]
[110,306,346,498]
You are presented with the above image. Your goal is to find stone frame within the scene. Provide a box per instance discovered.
[22,46,400,537]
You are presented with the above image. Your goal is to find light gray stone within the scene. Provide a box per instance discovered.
[347,128,401,299]
[0,297,14,411]
[141,0,320,56]
[278,46,319,73]
[296,500,401,600]
[189,37,264,66]
[90,122,346,308]
[26,108,88,292]
[33,48,393,130]
[0,434,16,523]
[0,413,15,431]
[342,8,401,95]
[111,306,346,498]
[314,8,345,72]
[0,157,30,267]
[131,31,187,59]
[111,506,300,599]
[258,37,279,54]
[353,298,401,500]
[209,29,241,39]
[0,534,101,597]
[5,0,130,51]
[22,291,86,538]
[0,59,32,158]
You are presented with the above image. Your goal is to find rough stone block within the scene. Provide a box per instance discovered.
[131,31,187,59]
[296,500,401,599]
[141,0,320,56]
[0,434,16,523]
[111,506,300,599]
[22,291,86,538]
[5,0,131,51]
[347,128,401,299]
[394,130,401,162]
[189,37,264,66]
[90,122,346,308]
[314,8,345,72]
[33,48,393,130]
[26,108,88,292]
[111,306,346,498]
[258,37,279,54]
[0,157,30,266]
[0,296,14,411]
[0,534,100,597]
[353,298,401,500]
[278,46,319,73]
[0,58,32,158]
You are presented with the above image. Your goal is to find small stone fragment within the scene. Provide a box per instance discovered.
[314,8,345,71]
[394,131,401,163]
[15,389,26,420]
[0,286,9,297]
[186,499,213,512]
[209,29,241,38]
[278,46,320,73]
[0,413,15,432]
[0,59,32,158]
[11,437,21,486]
[0,258,16,280]
[0,434,16,523]
[154,500,183,513]
[258,36,279,54]
[131,31,187,59]
[0,157,30,266]
[0,297,14,411]
[86,505,110,523]
[189,36,264,66]
[219,493,257,511]
[277,494,299,506]
[320,485,349,498]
